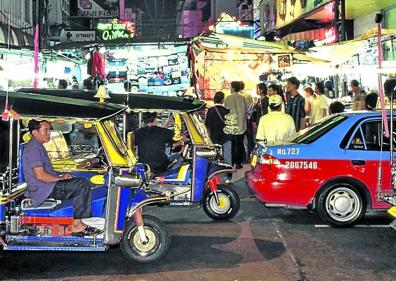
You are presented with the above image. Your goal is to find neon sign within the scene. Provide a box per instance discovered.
[97,19,135,41]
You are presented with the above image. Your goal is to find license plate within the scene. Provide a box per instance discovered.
[251,155,257,167]
[387,206,396,218]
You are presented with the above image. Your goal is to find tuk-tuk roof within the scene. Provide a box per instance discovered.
[0,90,126,120]
[17,88,206,112]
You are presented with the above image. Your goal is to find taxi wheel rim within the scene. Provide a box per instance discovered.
[130,227,158,255]
[325,187,362,222]
[209,193,231,214]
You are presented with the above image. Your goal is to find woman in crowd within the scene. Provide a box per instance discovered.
[205,91,232,181]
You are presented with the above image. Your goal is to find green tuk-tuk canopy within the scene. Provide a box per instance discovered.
[17,88,206,113]
[0,90,125,120]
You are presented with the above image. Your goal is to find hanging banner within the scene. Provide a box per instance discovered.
[75,0,119,18]
[275,0,333,29]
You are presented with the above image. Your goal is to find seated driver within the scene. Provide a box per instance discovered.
[134,112,183,174]
[22,119,102,236]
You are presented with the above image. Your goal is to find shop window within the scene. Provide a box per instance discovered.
[25,0,32,25]
[3,0,11,12]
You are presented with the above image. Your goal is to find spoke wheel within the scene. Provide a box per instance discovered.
[203,185,240,220]
[120,215,170,263]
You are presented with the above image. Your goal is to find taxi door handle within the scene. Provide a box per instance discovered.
[352,160,366,166]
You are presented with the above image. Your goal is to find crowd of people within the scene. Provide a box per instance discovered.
[205,77,378,171]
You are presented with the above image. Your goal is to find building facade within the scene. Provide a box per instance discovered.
[0,0,34,47]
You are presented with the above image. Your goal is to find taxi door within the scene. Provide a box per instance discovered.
[343,118,393,208]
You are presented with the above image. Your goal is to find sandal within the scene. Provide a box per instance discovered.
[72,225,103,237]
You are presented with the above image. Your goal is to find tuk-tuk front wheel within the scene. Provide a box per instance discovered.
[203,185,240,220]
[120,215,170,263]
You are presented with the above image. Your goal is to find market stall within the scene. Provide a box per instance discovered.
[190,32,325,99]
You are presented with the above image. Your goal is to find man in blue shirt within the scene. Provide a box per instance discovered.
[23,119,101,236]
[285,77,306,132]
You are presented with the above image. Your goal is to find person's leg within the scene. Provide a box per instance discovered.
[222,140,233,182]
[231,135,237,166]
[50,177,92,232]
[235,133,245,168]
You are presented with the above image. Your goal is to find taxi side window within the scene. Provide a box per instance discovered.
[349,128,365,150]
[348,120,392,151]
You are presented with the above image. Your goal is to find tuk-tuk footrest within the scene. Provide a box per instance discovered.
[4,235,106,251]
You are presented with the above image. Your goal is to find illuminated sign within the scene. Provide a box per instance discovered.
[97,19,135,41]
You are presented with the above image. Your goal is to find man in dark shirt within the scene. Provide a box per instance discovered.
[23,119,101,236]
[134,112,181,174]
[285,77,306,132]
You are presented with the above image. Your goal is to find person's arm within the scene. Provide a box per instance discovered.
[255,117,264,141]
[33,166,71,182]
[299,97,306,130]
[304,98,311,115]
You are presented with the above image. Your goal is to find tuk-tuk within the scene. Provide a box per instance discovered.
[0,91,170,263]
[17,88,240,220]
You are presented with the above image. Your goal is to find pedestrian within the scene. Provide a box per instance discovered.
[58,79,68,89]
[256,95,296,145]
[310,81,328,124]
[350,80,366,110]
[224,81,249,169]
[328,101,345,114]
[83,77,94,90]
[303,84,314,125]
[365,92,378,110]
[205,91,232,182]
[267,83,285,112]
[240,81,255,162]
[252,83,269,135]
[124,80,132,92]
[285,77,306,131]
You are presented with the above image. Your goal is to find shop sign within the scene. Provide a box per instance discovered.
[97,19,135,41]
[64,30,96,42]
[76,0,119,18]
[276,0,333,29]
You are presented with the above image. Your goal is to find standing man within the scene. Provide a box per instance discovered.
[23,120,101,236]
[224,81,249,169]
[350,80,366,110]
[256,95,296,144]
[285,77,306,132]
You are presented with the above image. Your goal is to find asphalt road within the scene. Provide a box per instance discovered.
[1,182,396,281]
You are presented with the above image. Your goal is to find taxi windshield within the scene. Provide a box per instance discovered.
[288,114,348,144]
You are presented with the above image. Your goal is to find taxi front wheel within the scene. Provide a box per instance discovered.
[120,215,170,263]
[317,183,366,227]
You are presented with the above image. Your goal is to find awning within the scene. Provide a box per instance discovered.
[309,28,396,65]
[0,21,34,48]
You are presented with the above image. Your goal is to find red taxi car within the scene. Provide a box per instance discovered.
[247,112,394,227]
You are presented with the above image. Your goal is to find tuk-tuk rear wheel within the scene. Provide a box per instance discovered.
[203,185,240,220]
[120,215,170,263]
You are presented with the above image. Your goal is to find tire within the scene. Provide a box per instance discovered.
[203,185,240,220]
[316,183,366,227]
[120,215,170,263]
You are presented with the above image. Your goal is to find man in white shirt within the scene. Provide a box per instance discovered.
[256,95,296,145]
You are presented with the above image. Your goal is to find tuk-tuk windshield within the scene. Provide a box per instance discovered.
[189,112,211,144]
[102,119,128,156]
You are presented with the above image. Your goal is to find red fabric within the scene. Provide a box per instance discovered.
[92,51,106,80]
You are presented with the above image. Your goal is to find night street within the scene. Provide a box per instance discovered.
[2,179,396,281]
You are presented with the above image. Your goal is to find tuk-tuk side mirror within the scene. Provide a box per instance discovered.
[127,132,135,150]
